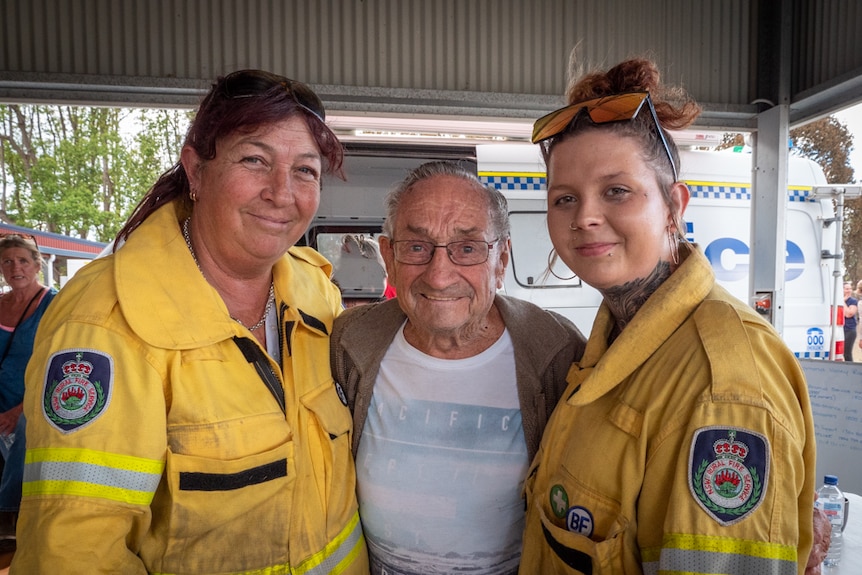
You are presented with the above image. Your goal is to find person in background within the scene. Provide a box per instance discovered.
[331,160,586,574]
[521,57,816,574]
[339,234,395,302]
[844,281,857,361]
[13,70,368,573]
[0,234,56,547]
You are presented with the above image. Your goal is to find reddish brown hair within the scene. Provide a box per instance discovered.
[115,70,344,246]
[541,58,701,191]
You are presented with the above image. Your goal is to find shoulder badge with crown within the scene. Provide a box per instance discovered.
[689,426,770,526]
[42,349,113,433]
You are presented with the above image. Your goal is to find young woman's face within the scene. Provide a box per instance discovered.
[546,131,688,291]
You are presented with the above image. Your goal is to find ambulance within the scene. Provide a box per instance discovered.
[476,143,842,360]
[312,143,842,360]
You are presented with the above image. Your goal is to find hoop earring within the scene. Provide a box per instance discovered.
[668,227,679,266]
[547,248,577,281]
[189,187,198,202]
[569,222,579,231]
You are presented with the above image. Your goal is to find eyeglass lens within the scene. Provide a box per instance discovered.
[394,240,493,266]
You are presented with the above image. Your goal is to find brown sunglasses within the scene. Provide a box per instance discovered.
[532,92,678,181]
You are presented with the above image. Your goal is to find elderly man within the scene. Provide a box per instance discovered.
[331,161,586,574]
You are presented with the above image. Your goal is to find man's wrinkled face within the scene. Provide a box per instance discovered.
[380,175,508,341]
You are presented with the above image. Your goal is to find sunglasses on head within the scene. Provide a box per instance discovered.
[0,232,38,248]
[220,70,327,123]
[531,92,678,181]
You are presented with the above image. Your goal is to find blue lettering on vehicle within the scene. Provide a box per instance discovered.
[806,327,825,351]
[703,237,805,282]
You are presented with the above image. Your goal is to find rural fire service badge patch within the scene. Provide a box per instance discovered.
[689,426,769,526]
[42,349,113,433]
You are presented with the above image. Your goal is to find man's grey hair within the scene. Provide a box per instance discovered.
[382,160,510,240]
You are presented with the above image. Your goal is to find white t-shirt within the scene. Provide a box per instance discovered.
[355,322,528,575]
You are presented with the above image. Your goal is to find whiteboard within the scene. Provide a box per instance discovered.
[800,359,862,494]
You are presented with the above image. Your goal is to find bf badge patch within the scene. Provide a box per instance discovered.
[689,426,769,526]
[42,350,113,433]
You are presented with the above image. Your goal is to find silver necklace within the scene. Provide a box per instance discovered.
[182,218,275,331]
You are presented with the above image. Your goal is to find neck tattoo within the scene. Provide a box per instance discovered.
[182,218,274,331]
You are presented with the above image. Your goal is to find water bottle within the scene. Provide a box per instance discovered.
[815,474,844,567]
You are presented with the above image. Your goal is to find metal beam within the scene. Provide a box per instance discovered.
[0,72,762,131]
[750,105,790,335]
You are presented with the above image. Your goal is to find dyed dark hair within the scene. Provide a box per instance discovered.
[115,70,344,246]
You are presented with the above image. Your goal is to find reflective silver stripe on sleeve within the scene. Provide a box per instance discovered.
[25,459,162,493]
[660,547,798,575]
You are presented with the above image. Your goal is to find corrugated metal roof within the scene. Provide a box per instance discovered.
[0,0,860,128]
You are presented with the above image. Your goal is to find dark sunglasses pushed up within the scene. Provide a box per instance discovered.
[220,69,326,123]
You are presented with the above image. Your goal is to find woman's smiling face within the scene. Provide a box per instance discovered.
[546,130,688,291]
[182,115,322,271]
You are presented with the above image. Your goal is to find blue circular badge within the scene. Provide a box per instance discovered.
[566,505,594,537]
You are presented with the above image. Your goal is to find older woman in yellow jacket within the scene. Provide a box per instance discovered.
[14,70,368,575]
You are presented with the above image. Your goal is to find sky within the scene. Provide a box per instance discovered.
[833,102,862,183]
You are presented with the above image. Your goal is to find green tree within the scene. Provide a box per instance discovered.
[0,104,190,242]
[790,117,859,282]
[790,117,855,184]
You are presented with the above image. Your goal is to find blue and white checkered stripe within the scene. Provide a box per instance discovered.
[479,174,545,191]
[480,173,816,202]
[688,184,749,200]
[795,350,831,359]
[687,184,815,203]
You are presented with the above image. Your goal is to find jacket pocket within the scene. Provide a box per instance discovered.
[524,470,628,575]
[155,440,296,571]
[534,502,627,574]
[299,382,358,525]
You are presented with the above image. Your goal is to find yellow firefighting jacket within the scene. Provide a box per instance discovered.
[520,245,815,575]
[13,202,368,574]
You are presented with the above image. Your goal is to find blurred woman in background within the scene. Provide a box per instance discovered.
[0,234,56,546]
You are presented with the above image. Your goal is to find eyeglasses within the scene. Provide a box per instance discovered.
[220,70,326,123]
[392,239,499,266]
[531,92,678,181]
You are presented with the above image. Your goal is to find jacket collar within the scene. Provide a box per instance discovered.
[338,294,578,371]
[338,299,407,371]
[569,244,714,404]
[114,202,333,349]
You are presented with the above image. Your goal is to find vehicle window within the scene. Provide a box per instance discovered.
[316,232,387,299]
[509,211,583,288]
